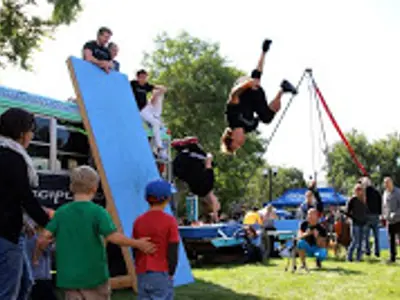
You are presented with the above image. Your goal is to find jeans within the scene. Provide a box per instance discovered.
[297,239,328,261]
[0,236,33,300]
[347,224,365,261]
[364,214,380,257]
[137,272,174,300]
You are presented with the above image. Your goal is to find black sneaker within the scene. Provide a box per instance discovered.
[281,80,298,95]
[262,39,272,53]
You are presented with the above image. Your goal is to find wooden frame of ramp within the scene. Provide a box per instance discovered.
[67,58,137,292]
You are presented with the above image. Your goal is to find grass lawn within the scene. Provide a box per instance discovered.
[110,252,400,300]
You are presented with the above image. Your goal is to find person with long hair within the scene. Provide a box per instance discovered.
[0,108,50,300]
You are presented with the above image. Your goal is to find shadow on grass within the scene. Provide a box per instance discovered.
[193,260,278,270]
[315,266,364,275]
[110,278,269,300]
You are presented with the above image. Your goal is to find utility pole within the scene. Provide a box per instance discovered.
[269,168,273,202]
[268,167,278,202]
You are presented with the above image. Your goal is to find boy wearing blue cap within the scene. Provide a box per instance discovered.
[133,179,180,300]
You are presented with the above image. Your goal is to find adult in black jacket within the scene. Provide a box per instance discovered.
[172,137,220,221]
[360,177,382,257]
[0,108,50,300]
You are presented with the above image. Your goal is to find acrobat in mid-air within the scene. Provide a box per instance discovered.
[171,137,220,221]
[221,39,298,154]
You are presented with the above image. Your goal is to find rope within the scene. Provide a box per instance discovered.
[310,75,368,176]
[311,74,340,202]
[263,71,308,151]
[315,86,329,155]
[308,80,316,179]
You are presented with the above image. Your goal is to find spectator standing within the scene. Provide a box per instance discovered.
[0,108,50,300]
[360,177,382,258]
[346,183,368,262]
[133,179,179,300]
[382,176,400,263]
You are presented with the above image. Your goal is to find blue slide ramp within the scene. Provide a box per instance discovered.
[67,57,194,289]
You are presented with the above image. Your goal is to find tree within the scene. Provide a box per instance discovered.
[245,166,306,207]
[371,132,400,185]
[143,32,266,210]
[326,129,400,194]
[326,130,375,193]
[0,0,82,70]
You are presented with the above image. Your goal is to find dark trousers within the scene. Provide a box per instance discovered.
[388,222,400,262]
[30,280,57,300]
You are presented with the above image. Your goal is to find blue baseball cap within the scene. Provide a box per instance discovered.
[145,179,177,203]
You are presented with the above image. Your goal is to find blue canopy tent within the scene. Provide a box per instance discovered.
[270,187,347,208]
[275,209,292,218]
[261,203,292,219]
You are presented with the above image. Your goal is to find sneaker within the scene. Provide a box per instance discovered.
[281,80,297,95]
[262,39,272,53]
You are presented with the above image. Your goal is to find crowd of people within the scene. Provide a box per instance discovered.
[229,176,400,270]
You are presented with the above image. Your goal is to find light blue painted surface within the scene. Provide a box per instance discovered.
[67,57,193,286]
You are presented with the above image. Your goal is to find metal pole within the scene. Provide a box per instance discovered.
[269,168,273,202]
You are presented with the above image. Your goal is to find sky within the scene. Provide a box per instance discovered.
[1,0,399,182]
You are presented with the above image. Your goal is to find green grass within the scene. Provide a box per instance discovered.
[111,253,400,300]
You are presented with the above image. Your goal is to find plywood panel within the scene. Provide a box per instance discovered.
[67,57,194,289]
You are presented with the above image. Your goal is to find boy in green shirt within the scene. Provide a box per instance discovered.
[36,165,155,299]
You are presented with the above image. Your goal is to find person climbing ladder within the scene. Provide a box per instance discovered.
[172,137,220,221]
[220,39,298,154]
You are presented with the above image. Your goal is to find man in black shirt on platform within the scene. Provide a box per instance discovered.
[82,27,114,73]
[297,208,328,269]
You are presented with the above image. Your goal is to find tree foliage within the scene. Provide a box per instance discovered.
[0,0,81,70]
[326,130,400,194]
[245,166,306,207]
[143,32,266,209]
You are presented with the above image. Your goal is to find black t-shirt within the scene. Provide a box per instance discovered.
[130,80,155,111]
[83,41,111,61]
[299,221,327,246]
[226,87,266,132]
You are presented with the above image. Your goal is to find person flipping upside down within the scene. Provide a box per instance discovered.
[172,137,220,222]
[221,39,298,154]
